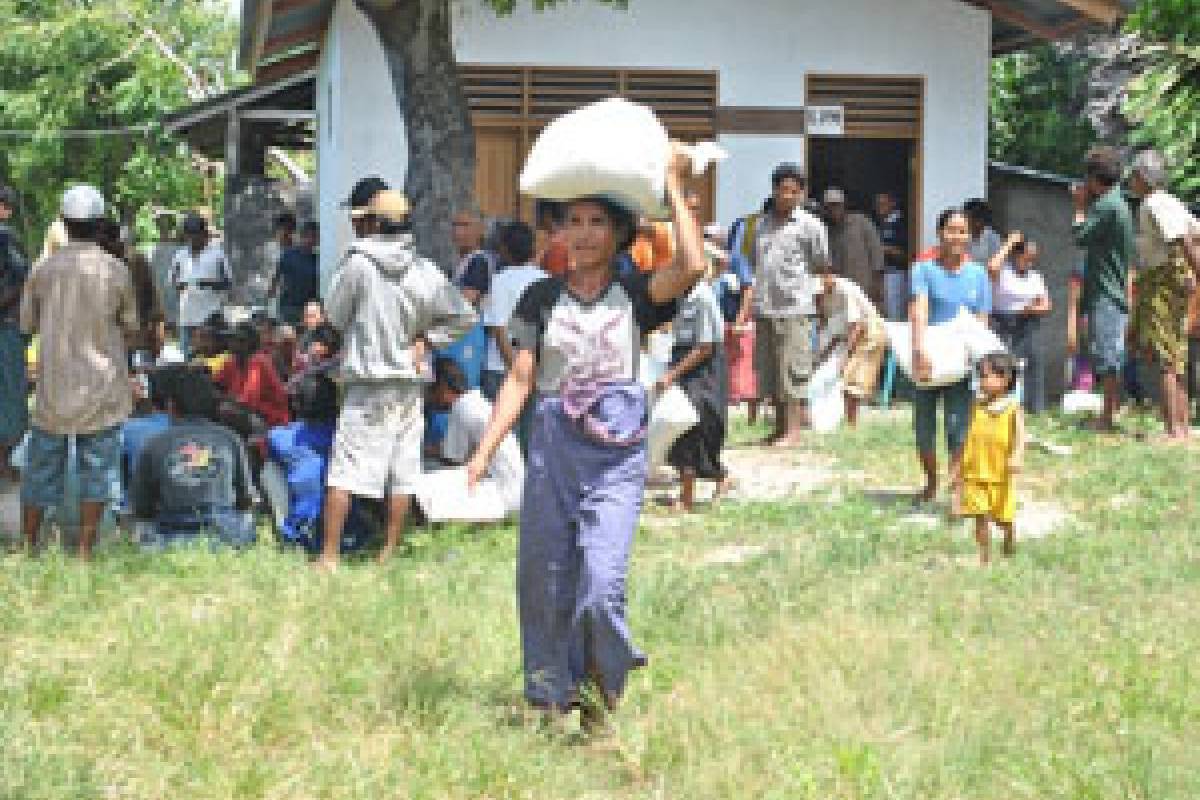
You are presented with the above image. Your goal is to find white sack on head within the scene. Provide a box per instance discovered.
[520,98,725,217]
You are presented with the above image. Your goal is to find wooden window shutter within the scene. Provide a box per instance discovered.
[805,74,924,139]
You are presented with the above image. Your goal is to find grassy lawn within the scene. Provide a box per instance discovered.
[3,412,1200,799]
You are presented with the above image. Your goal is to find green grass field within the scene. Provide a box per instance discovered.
[3,413,1200,799]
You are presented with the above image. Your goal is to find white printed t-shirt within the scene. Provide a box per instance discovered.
[992,266,1048,314]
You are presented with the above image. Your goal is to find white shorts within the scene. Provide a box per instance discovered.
[327,383,423,499]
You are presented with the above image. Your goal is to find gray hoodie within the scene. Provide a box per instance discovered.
[325,234,477,384]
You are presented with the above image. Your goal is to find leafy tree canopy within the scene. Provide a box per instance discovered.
[1123,0,1200,197]
[0,0,241,252]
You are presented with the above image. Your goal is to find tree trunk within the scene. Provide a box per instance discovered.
[354,0,476,273]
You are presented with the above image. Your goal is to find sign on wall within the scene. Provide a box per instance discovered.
[805,105,845,136]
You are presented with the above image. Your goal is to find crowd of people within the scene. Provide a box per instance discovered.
[1,141,1198,725]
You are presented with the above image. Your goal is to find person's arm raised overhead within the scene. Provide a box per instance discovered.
[648,143,708,305]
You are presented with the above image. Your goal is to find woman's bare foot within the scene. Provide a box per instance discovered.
[376,543,397,564]
[712,476,736,503]
[314,556,339,572]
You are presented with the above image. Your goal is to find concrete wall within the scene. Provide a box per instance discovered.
[317,0,408,287]
[317,0,991,278]
[454,0,990,245]
[988,166,1083,403]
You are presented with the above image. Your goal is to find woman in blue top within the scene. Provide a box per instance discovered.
[910,208,992,507]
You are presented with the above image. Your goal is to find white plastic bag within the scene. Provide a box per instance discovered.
[413,468,508,523]
[807,351,846,433]
[520,98,726,215]
[646,385,699,469]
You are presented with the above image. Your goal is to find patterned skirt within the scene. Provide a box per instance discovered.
[1132,241,1193,375]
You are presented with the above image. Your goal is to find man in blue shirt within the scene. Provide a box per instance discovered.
[270,220,320,327]
[909,208,992,507]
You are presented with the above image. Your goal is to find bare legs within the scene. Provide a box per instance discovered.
[21,500,104,560]
[1158,370,1190,440]
[319,487,409,569]
[844,394,861,428]
[917,449,963,510]
[973,516,1015,565]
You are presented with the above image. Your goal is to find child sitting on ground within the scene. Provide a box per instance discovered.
[951,352,1025,565]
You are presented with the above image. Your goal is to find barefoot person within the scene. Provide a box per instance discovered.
[320,185,476,568]
[748,164,831,446]
[1127,149,1200,441]
[951,352,1025,565]
[910,208,992,506]
[19,185,138,559]
[657,267,731,512]
[813,262,888,427]
[1071,146,1136,433]
[465,144,706,727]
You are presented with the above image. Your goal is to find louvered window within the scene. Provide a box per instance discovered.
[805,74,923,139]
[459,65,717,137]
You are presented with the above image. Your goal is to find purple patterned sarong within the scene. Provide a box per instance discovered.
[518,381,649,707]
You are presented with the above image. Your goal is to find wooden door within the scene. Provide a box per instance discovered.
[474,128,521,219]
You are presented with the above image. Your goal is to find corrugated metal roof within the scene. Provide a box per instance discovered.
[236,0,1135,79]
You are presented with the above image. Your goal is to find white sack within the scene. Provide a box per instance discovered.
[414,468,508,523]
[808,350,846,433]
[646,385,699,469]
[885,310,1006,388]
[1061,391,1105,415]
[520,98,726,216]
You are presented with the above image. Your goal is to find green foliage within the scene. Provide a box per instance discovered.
[988,44,1098,177]
[1124,0,1200,197]
[0,0,241,252]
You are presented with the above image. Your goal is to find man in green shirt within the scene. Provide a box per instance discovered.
[1070,146,1136,432]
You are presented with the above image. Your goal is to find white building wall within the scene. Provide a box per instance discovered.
[320,0,990,273]
[317,0,408,282]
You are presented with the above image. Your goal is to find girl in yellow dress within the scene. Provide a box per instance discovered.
[952,352,1025,565]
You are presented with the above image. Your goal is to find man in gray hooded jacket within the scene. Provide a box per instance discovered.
[321,188,476,568]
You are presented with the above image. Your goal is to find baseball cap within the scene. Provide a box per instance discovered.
[355,189,411,222]
[822,188,846,205]
[181,214,207,235]
[341,176,390,211]
[60,185,106,221]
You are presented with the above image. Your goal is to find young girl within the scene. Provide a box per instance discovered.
[953,352,1025,565]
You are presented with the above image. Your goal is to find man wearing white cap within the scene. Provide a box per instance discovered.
[19,185,138,560]
[320,188,476,568]
[822,188,884,306]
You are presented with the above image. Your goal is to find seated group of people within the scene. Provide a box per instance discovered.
[122,298,524,553]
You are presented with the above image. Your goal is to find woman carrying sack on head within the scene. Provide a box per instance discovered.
[466,143,707,731]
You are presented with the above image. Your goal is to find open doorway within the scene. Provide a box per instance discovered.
[808,137,917,253]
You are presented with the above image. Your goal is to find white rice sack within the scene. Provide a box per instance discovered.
[520,98,726,215]
[414,468,508,523]
[646,385,699,469]
[952,309,1006,361]
[807,350,846,433]
[885,319,971,388]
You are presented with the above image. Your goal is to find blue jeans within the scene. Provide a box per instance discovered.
[913,378,972,454]
[137,508,257,550]
[21,426,122,507]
